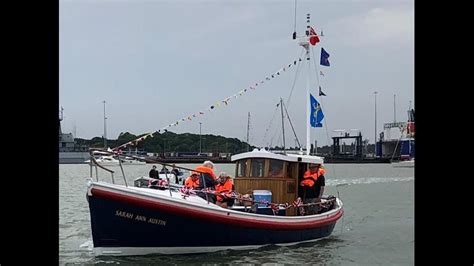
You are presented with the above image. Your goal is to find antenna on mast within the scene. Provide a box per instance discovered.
[292,0,297,39]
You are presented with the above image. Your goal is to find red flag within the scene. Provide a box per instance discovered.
[309,26,320,46]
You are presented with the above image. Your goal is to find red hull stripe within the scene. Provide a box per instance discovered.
[91,187,344,230]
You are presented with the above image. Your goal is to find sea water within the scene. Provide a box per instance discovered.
[60,163,414,265]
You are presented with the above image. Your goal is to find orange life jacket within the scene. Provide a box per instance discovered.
[185,176,200,188]
[215,179,233,202]
[194,165,217,180]
[300,168,326,187]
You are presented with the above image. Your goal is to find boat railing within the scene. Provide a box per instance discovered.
[88,149,340,215]
[88,149,216,203]
[88,148,127,186]
[124,153,214,203]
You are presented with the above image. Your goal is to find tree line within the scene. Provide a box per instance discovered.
[75,131,253,154]
[74,131,376,156]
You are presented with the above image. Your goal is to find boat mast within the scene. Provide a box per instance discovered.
[393,94,396,123]
[103,100,107,149]
[280,98,286,151]
[59,106,64,135]
[305,13,311,155]
[374,91,378,147]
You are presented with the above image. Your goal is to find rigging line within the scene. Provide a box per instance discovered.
[311,45,322,89]
[285,48,306,110]
[274,130,282,150]
[282,101,302,149]
[269,119,281,148]
[260,103,281,148]
[319,95,341,209]
[260,52,303,148]
[269,103,284,149]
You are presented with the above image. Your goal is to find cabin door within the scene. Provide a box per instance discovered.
[297,163,307,199]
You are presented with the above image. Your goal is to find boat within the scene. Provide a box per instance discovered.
[134,168,187,186]
[85,12,344,256]
[86,148,343,256]
[85,155,121,166]
[85,154,147,166]
[121,156,147,165]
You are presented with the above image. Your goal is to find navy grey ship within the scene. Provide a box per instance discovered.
[59,107,89,164]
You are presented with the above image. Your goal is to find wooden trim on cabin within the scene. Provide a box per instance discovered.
[233,159,314,216]
[264,159,270,178]
[234,179,296,201]
[234,161,238,178]
[245,159,251,177]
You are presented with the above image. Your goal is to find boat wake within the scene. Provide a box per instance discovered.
[328,177,414,187]
[79,240,94,251]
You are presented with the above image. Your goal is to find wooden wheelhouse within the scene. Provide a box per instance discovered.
[231,149,324,216]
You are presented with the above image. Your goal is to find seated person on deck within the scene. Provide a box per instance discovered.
[184,172,200,189]
[215,172,235,208]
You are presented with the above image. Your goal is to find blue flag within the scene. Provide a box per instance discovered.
[310,93,324,127]
[320,47,330,67]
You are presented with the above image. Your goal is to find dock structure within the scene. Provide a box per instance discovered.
[331,129,363,159]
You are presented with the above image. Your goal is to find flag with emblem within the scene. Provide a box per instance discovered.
[310,93,324,127]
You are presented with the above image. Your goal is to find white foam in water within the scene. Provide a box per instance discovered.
[328,177,414,186]
[79,240,94,250]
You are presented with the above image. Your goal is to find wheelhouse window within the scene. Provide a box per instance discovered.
[268,159,284,177]
[236,160,248,177]
[250,159,265,177]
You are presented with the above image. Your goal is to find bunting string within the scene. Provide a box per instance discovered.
[113,57,303,151]
[147,179,336,216]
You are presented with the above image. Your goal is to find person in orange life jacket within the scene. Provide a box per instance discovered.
[194,160,218,203]
[184,171,200,189]
[299,163,326,215]
[215,172,235,208]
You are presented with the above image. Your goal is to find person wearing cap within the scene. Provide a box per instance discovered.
[215,172,235,208]
[184,171,200,189]
[149,165,159,179]
[299,163,326,215]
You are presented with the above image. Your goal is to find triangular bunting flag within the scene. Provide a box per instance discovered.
[319,86,327,96]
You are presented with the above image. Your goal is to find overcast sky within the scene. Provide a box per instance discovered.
[60,0,414,148]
